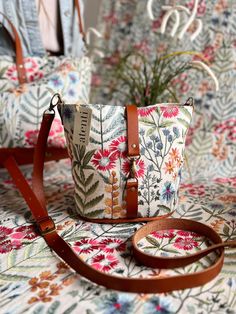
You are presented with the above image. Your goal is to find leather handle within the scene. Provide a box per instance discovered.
[0,12,27,84]
[74,0,86,42]
[3,103,236,293]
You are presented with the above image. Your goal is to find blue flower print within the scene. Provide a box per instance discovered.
[95,292,134,314]
[157,142,163,150]
[173,127,180,138]
[167,135,173,143]
[161,182,175,202]
[49,75,63,89]
[163,129,170,136]
[67,88,76,98]
[143,296,174,314]
[68,72,79,84]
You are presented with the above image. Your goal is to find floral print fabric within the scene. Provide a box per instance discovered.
[0,55,91,148]
[0,160,235,313]
[59,103,193,219]
[0,0,236,313]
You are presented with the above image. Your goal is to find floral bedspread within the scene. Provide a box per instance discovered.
[0,0,236,313]
[0,161,235,314]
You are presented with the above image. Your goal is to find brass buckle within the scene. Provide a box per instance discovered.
[127,155,140,179]
[37,216,56,236]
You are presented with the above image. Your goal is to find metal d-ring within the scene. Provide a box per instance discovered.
[44,93,64,115]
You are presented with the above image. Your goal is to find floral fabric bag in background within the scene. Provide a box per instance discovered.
[0,0,91,166]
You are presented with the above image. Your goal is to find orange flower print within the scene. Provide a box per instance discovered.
[39,271,57,281]
[28,290,52,304]
[28,277,49,292]
[49,284,62,296]
[56,262,69,274]
[164,161,175,174]
[169,148,179,161]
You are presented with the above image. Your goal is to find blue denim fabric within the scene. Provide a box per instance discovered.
[0,0,85,57]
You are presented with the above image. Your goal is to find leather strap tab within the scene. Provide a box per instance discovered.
[126,105,140,157]
[126,179,138,218]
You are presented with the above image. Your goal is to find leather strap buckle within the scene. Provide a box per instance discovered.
[37,216,56,236]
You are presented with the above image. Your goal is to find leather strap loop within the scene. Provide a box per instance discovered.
[0,12,26,84]
[126,179,139,218]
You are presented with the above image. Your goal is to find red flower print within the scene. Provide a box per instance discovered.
[133,40,150,55]
[151,229,175,239]
[0,239,22,254]
[214,177,236,188]
[181,183,205,196]
[25,130,39,146]
[122,159,145,178]
[177,230,201,238]
[23,58,39,72]
[92,254,118,272]
[92,149,117,171]
[91,74,102,87]
[5,65,18,81]
[52,119,63,133]
[73,239,99,254]
[48,136,66,148]
[104,12,118,25]
[0,240,13,254]
[138,107,156,117]
[28,71,44,82]
[174,237,199,250]
[15,225,38,240]
[109,136,127,158]
[214,118,236,142]
[99,238,126,253]
[0,226,13,241]
[187,0,206,16]
[161,106,179,118]
[6,57,40,82]
[164,161,175,175]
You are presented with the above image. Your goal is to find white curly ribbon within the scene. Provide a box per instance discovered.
[85,27,104,58]
[190,60,219,91]
[86,27,103,45]
[147,0,202,41]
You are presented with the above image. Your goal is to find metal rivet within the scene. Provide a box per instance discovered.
[131,144,137,149]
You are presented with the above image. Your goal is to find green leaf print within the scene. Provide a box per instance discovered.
[84,195,104,209]
[177,118,190,129]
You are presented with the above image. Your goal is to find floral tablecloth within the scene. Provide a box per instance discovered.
[1,0,236,313]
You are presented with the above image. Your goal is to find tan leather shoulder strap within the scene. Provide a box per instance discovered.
[0,12,26,84]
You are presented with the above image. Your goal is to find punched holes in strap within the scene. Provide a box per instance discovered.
[126,105,140,219]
